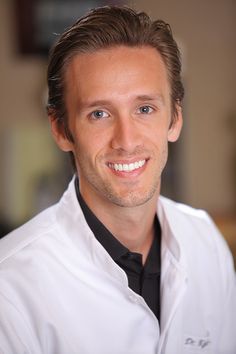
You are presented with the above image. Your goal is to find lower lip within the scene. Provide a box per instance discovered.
[107,161,148,178]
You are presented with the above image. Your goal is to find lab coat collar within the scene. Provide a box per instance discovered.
[56,178,129,286]
[158,196,189,272]
[158,196,181,262]
[157,196,188,351]
[58,178,187,275]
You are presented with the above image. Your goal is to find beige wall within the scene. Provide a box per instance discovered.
[129,0,236,213]
[0,0,236,226]
[0,0,61,224]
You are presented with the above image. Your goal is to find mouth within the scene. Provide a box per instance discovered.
[107,159,147,172]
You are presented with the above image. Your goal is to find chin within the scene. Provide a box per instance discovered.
[105,188,158,208]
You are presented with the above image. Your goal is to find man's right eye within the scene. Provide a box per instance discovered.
[90,110,109,120]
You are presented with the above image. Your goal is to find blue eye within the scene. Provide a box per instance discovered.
[91,110,109,120]
[138,106,154,114]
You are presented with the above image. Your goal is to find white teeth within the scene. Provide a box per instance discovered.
[110,160,146,172]
[129,163,134,171]
[138,160,144,167]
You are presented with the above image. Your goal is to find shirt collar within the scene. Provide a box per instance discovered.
[75,177,161,273]
[75,177,128,261]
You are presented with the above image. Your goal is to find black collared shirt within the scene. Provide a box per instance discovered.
[75,179,161,321]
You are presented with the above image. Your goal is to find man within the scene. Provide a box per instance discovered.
[0,6,235,354]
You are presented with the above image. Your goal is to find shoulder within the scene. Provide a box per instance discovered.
[159,195,209,222]
[0,178,79,267]
[159,196,235,288]
[159,196,221,238]
[0,204,58,265]
[158,196,234,268]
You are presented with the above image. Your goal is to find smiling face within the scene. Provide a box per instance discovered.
[51,46,182,209]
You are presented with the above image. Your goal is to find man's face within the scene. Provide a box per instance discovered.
[52,46,182,208]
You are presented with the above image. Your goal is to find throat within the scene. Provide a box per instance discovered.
[76,177,157,263]
[116,225,155,265]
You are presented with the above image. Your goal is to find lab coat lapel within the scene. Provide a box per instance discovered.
[157,197,188,352]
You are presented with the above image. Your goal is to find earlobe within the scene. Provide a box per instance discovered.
[168,107,183,142]
[50,116,73,152]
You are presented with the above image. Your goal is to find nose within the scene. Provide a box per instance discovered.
[111,114,142,153]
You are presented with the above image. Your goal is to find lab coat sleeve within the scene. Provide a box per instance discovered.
[0,291,33,354]
[206,215,236,353]
[216,241,236,353]
[218,271,236,353]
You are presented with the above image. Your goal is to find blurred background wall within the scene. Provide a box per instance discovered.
[0,0,235,263]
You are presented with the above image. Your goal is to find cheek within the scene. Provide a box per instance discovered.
[74,119,111,146]
[148,127,169,150]
[72,133,107,166]
[149,132,169,167]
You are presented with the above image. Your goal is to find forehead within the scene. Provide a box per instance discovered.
[64,45,170,102]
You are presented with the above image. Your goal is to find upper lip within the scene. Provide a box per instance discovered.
[107,158,148,165]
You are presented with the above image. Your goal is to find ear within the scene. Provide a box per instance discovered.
[168,105,183,142]
[50,116,73,152]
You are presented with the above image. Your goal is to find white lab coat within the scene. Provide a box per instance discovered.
[0,179,235,354]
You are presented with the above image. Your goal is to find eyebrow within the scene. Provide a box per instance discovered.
[135,94,165,104]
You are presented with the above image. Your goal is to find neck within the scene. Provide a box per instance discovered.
[81,189,159,263]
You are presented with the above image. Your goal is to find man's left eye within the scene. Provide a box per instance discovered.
[138,106,154,114]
